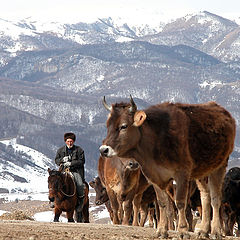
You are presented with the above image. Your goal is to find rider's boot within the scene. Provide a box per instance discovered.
[76,195,84,212]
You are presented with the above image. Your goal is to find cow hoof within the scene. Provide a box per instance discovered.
[197,231,209,239]
[209,233,222,240]
[156,230,168,239]
[179,232,190,239]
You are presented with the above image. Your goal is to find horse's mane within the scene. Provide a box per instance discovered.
[49,169,61,176]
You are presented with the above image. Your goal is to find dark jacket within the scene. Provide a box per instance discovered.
[55,145,85,181]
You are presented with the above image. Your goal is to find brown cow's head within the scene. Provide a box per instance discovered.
[119,158,140,201]
[120,157,139,170]
[89,176,109,205]
[100,95,146,158]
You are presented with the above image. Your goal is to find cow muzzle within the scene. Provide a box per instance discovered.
[99,145,117,157]
[127,161,139,170]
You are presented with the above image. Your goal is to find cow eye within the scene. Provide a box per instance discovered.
[119,124,128,131]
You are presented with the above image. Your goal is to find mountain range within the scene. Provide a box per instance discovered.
[0,11,240,193]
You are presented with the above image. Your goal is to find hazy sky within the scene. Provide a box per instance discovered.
[0,0,239,23]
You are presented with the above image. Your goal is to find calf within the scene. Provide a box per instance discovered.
[89,176,113,221]
[98,155,142,225]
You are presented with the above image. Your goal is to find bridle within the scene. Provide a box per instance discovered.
[49,169,76,198]
[60,171,76,197]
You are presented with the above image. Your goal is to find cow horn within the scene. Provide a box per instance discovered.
[102,96,112,112]
[129,95,137,113]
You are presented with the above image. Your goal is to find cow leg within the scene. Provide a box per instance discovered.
[108,190,120,224]
[148,207,155,228]
[196,178,211,237]
[186,204,193,231]
[132,193,142,226]
[166,195,176,230]
[154,200,160,228]
[139,202,148,227]
[122,198,133,225]
[174,173,190,234]
[153,185,169,238]
[228,213,236,236]
[105,201,114,221]
[118,200,124,223]
[209,166,226,238]
[236,215,240,237]
[222,210,233,236]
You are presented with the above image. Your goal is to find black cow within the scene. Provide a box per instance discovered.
[222,167,240,236]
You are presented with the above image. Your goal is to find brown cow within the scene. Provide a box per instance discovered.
[98,155,142,225]
[99,96,236,238]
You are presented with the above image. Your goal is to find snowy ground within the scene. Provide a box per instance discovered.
[0,189,110,223]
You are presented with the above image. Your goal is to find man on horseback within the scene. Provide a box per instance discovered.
[55,132,85,213]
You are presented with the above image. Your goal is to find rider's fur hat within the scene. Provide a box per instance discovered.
[64,132,76,142]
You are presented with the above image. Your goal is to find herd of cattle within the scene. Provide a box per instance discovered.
[90,159,240,237]
[90,96,238,238]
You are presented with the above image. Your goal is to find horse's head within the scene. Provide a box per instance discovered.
[48,168,64,200]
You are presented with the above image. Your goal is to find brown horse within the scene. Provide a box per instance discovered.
[48,168,89,223]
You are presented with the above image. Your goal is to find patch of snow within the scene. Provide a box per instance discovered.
[199,80,224,90]
[34,211,67,222]
[0,210,7,216]
[90,206,110,220]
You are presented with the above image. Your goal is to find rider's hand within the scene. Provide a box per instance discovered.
[63,162,71,168]
[61,156,69,163]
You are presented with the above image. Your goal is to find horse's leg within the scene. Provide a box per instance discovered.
[82,200,90,223]
[54,208,62,222]
[66,209,75,222]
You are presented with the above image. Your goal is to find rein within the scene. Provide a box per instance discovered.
[60,169,77,198]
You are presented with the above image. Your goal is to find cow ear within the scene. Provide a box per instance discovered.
[236,180,240,188]
[133,110,146,127]
[230,179,240,188]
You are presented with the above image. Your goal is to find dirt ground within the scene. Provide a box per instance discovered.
[0,219,240,240]
[0,195,239,239]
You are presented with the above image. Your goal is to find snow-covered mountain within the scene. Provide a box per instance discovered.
[140,11,240,62]
[0,11,240,190]
[0,16,165,65]
[0,138,54,193]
